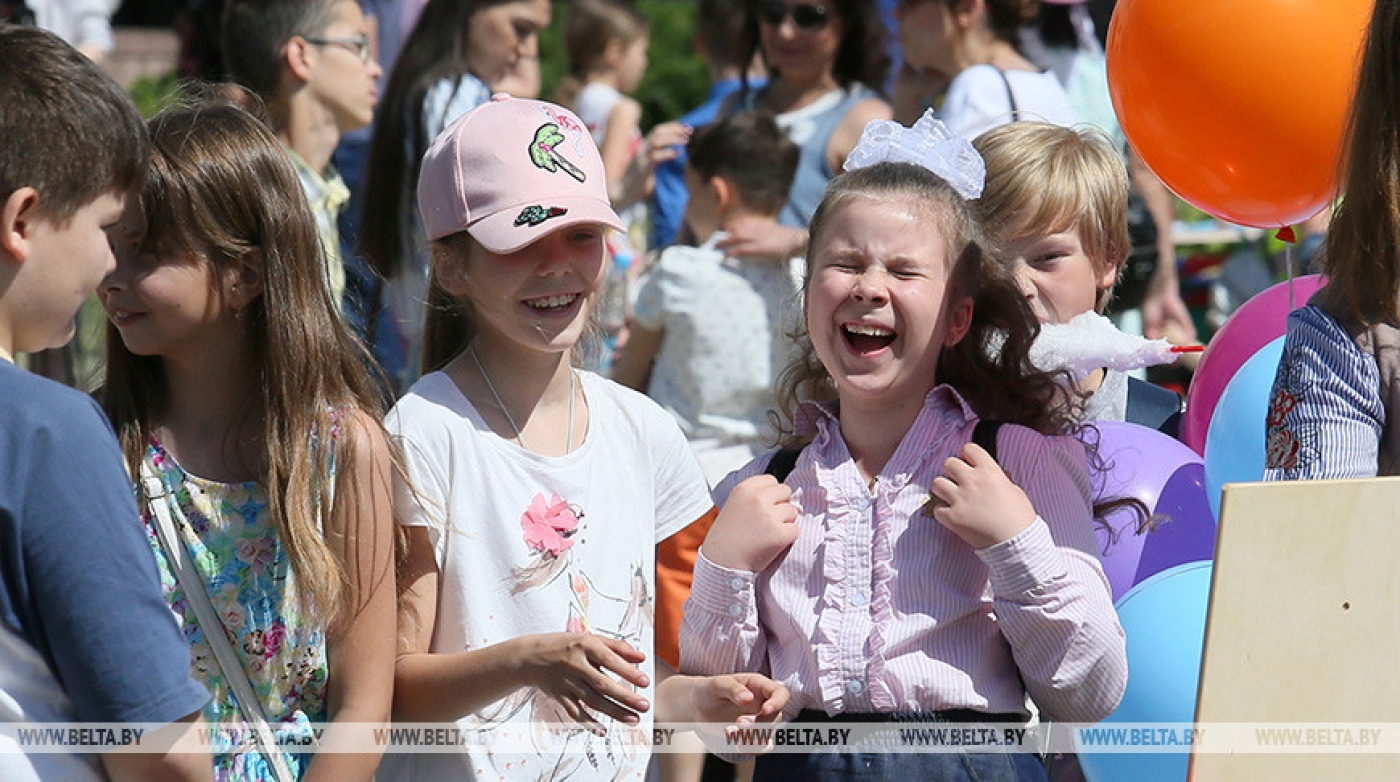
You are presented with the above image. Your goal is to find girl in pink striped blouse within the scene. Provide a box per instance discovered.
[679,112,1127,781]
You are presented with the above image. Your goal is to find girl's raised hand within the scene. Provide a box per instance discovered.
[928,443,1036,549]
[638,121,691,168]
[716,215,808,263]
[700,474,799,573]
[518,632,652,734]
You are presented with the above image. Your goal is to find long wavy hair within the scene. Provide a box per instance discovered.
[1317,0,1400,327]
[102,99,393,631]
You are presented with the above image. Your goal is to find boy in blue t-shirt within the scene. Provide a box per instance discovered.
[0,25,210,781]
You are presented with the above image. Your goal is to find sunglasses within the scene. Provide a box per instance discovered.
[303,33,372,63]
[758,1,832,31]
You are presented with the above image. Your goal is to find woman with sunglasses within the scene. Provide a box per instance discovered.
[893,0,1075,137]
[711,0,892,262]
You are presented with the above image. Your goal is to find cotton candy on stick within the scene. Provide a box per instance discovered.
[1029,312,1200,381]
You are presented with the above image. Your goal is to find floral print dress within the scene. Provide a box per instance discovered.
[141,440,327,781]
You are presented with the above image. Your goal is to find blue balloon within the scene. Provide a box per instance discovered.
[1077,561,1213,782]
[1203,337,1285,519]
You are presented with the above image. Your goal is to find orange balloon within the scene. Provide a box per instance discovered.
[1108,0,1372,228]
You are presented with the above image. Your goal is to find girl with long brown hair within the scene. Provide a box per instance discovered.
[100,97,397,781]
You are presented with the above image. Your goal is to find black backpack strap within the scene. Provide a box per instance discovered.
[763,447,803,483]
[1126,377,1185,437]
[971,420,1004,461]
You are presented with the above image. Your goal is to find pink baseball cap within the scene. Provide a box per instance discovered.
[417,94,624,253]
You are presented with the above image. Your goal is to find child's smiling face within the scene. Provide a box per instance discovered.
[442,223,608,360]
[805,194,972,409]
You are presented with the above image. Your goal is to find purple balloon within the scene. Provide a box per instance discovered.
[1090,422,1205,602]
[1134,463,1216,586]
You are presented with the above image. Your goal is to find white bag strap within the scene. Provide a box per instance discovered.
[140,460,301,782]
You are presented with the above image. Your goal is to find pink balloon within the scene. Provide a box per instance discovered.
[1181,275,1326,453]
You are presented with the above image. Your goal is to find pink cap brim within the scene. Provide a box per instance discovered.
[466,195,625,254]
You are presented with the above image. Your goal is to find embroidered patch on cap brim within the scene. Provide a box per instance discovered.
[515,205,569,227]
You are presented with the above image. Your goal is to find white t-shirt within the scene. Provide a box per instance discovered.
[572,82,647,247]
[941,64,1077,139]
[631,233,804,483]
[380,370,713,781]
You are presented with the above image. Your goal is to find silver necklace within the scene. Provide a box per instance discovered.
[469,346,576,453]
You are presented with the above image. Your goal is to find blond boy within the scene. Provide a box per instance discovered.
[974,121,1183,433]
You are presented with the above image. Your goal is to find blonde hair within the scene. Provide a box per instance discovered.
[973,122,1131,311]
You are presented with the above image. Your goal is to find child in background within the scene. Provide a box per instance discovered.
[101,99,398,781]
[361,0,553,394]
[0,25,209,782]
[557,0,691,231]
[382,96,787,782]
[614,112,803,485]
[972,120,1184,434]
[680,112,1126,781]
[648,0,768,251]
[614,111,799,782]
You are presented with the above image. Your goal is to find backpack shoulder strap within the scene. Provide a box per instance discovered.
[972,419,1004,461]
[763,447,803,483]
[1125,377,1185,436]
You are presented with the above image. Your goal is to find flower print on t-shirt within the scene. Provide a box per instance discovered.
[511,492,585,592]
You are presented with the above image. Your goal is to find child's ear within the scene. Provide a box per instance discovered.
[943,294,974,347]
[953,0,981,30]
[603,38,626,68]
[1097,258,1122,291]
[709,176,737,214]
[0,187,41,263]
[227,247,265,311]
[1094,258,1122,311]
[432,251,470,297]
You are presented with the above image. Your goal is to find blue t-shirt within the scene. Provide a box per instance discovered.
[0,361,208,724]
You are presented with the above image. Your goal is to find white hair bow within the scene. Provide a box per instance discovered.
[843,109,986,200]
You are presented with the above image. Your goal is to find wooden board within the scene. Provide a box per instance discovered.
[1191,478,1400,779]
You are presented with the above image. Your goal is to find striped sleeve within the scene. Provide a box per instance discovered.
[977,428,1127,722]
[1264,305,1383,480]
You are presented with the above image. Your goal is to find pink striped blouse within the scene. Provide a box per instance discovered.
[679,386,1127,723]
